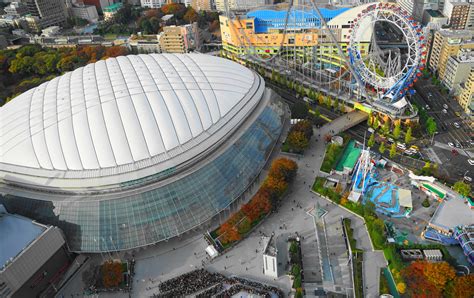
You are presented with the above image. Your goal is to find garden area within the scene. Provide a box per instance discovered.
[288,238,303,298]
[212,158,298,248]
[312,177,342,204]
[319,135,351,174]
[82,260,131,293]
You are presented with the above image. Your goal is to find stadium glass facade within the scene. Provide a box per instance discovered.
[0,99,285,252]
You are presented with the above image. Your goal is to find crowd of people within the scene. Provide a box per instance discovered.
[152,269,284,298]
[155,269,227,297]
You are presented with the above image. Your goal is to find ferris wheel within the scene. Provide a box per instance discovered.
[348,2,427,102]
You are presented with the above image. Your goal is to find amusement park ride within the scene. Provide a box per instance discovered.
[222,1,428,119]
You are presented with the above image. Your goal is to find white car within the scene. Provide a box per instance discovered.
[443,104,448,109]
[425,105,430,110]
[465,176,473,182]
[469,159,474,166]
[448,142,455,148]
[453,122,460,128]
[442,109,448,114]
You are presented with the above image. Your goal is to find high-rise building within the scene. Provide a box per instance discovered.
[428,30,474,77]
[140,0,166,8]
[397,0,438,21]
[458,69,474,116]
[159,23,201,53]
[443,0,472,29]
[24,0,68,28]
[191,0,212,11]
[441,49,474,90]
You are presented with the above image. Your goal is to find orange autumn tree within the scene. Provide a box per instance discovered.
[444,274,474,298]
[101,260,123,288]
[269,158,298,182]
[402,261,456,298]
[217,222,241,244]
[263,175,288,197]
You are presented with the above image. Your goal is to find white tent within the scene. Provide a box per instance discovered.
[205,245,218,259]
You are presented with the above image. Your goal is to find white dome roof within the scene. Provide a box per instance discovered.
[0,54,263,186]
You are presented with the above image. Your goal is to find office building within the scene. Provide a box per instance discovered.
[24,0,68,28]
[0,205,71,298]
[220,4,372,68]
[159,23,200,53]
[140,0,166,8]
[441,49,474,91]
[0,53,286,253]
[71,3,99,23]
[128,34,161,53]
[191,0,212,11]
[4,2,29,17]
[215,0,271,12]
[422,9,449,27]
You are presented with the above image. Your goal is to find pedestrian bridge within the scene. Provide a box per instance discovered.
[327,110,369,135]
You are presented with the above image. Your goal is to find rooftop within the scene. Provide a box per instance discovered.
[0,205,46,270]
[103,2,123,13]
[426,9,444,18]
[430,198,474,231]
[263,235,277,257]
[335,139,361,172]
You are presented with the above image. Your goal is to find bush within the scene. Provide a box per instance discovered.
[422,198,430,208]
[320,143,344,173]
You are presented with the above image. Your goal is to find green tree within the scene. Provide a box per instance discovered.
[405,127,412,144]
[426,117,437,136]
[368,133,375,147]
[379,142,386,154]
[325,96,332,109]
[453,181,471,197]
[389,143,397,158]
[287,131,309,152]
[393,121,401,139]
[373,117,379,129]
[333,99,339,111]
[367,112,373,126]
[382,119,390,135]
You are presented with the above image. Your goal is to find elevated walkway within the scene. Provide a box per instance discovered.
[327,110,369,135]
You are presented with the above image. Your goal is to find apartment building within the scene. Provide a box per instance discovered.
[159,23,200,53]
[24,0,68,28]
[458,69,474,115]
[428,30,474,78]
[441,50,474,91]
[191,0,212,11]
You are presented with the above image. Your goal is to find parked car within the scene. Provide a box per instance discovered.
[464,176,473,182]
[443,104,448,109]
[469,159,474,166]
[442,109,448,114]
[454,122,460,129]
[448,142,455,147]
[425,104,430,110]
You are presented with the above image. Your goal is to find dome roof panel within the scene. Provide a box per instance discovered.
[0,54,260,183]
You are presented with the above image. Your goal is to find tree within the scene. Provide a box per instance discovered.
[325,96,332,109]
[453,181,471,197]
[292,119,313,139]
[101,260,123,288]
[367,133,375,148]
[379,142,386,154]
[218,222,241,244]
[426,117,437,136]
[405,127,412,144]
[367,112,373,126]
[183,7,198,23]
[389,143,397,158]
[269,158,298,182]
[423,261,455,291]
[372,117,379,129]
[287,131,309,152]
[445,275,474,298]
[396,282,406,294]
[263,175,288,197]
[318,93,324,105]
[393,121,401,139]
[382,119,390,135]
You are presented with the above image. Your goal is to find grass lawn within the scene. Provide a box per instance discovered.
[354,251,364,298]
[320,143,344,173]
